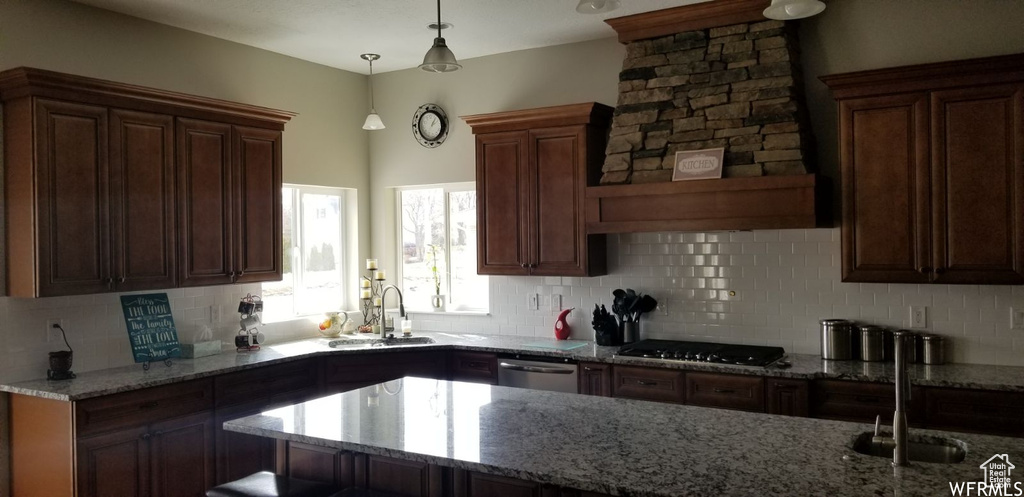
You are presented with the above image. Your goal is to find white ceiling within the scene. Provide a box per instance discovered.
[69,0,706,74]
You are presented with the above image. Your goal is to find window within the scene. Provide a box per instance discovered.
[262,185,346,321]
[398,183,488,312]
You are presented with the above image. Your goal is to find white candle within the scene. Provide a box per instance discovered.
[360,289,371,299]
[374,270,386,280]
[373,297,382,307]
[360,279,371,288]
[366,259,378,270]
[401,320,413,336]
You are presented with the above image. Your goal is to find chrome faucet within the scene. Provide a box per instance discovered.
[873,330,911,466]
[378,285,406,338]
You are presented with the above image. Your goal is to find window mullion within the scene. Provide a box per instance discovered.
[444,187,453,306]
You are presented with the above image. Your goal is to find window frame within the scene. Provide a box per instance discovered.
[395,182,488,313]
[263,183,347,322]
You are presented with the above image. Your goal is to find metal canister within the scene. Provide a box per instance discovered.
[921,335,946,365]
[820,319,855,360]
[897,330,917,363]
[859,325,885,362]
[883,328,896,361]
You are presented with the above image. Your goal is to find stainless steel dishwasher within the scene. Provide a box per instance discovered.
[497,354,578,393]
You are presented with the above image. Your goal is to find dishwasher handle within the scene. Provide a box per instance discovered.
[499,362,575,375]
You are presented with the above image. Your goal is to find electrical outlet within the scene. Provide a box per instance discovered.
[909,306,928,329]
[210,305,221,323]
[552,294,563,311]
[46,319,65,342]
[528,294,539,311]
[1012,308,1024,330]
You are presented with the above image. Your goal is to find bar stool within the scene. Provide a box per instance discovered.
[205,471,337,497]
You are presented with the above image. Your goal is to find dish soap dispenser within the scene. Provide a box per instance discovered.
[554,308,574,340]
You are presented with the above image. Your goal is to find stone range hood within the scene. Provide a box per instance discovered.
[600,0,814,185]
[585,0,826,234]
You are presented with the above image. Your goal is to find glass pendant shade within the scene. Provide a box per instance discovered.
[362,111,385,130]
[421,0,460,73]
[763,0,826,20]
[575,0,620,14]
[420,37,462,73]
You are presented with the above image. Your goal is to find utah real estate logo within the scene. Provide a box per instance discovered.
[950,454,1022,496]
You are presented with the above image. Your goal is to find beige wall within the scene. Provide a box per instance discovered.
[0,0,372,300]
[368,37,626,271]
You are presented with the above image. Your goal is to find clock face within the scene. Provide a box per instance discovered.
[412,104,449,148]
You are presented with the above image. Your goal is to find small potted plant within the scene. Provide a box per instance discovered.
[429,245,446,312]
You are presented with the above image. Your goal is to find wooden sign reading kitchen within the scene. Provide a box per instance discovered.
[672,148,724,181]
[121,293,181,363]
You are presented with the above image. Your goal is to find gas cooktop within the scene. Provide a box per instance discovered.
[615,339,786,367]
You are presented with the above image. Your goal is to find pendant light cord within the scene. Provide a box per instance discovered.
[436,0,442,38]
[368,58,375,110]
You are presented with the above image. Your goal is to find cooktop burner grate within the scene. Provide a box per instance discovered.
[615,340,785,367]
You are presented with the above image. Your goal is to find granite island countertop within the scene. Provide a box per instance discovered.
[224,376,1024,497]
[3,332,1024,401]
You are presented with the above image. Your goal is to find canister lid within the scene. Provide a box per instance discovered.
[820,319,854,326]
[920,334,944,342]
[858,324,884,335]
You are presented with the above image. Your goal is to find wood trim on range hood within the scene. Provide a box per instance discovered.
[585,174,827,234]
[604,0,772,43]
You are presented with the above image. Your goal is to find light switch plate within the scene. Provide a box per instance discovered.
[909,306,927,329]
[528,294,539,311]
[553,294,563,311]
[1012,308,1024,330]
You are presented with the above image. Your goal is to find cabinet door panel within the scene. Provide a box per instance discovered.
[765,378,809,417]
[177,118,234,286]
[529,127,585,276]
[578,362,611,397]
[215,406,276,484]
[150,411,215,497]
[476,131,530,275]
[840,94,931,283]
[234,126,283,283]
[931,84,1024,283]
[34,99,111,296]
[77,425,151,497]
[611,366,685,403]
[110,109,176,291]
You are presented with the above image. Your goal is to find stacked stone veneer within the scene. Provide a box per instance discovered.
[601,20,814,184]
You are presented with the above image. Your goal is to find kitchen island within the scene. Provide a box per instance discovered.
[224,376,1024,497]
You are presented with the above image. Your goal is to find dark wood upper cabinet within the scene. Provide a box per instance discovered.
[233,126,283,283]
[474,131,529,275]
[177,118,235,287]
[110,109,177,292]
[464,103,611,277]
[930,84,1024,283]
[0,67,293,296]
[30,99,112,296]
[823,54,1024,285]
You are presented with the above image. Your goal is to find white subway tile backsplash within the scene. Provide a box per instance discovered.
[409,228,1023,366]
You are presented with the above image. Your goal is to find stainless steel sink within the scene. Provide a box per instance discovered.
[328,336,436,348]
[377,336,436,346]
[852,432,967,464]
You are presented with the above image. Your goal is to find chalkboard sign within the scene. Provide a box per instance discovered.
[120,293,181,363]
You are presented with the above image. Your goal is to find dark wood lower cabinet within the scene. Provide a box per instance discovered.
[924,387,1024,437]
[812,380,924,426]
[611,366,685,403]
[449,351,499,385]
[323,351,447,394]
[362,454,442,497]
[455,469,547,497]
[77,425,151,497]
[577,362,611,397]
[214,405,277,484]
[150,412,215,497]
[765,378,810,417]
[685,372,764,412]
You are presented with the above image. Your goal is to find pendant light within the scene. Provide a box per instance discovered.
[575,0,620,14]
[420,0,461,73]
[763,0,826,20]
[361,53,385,130]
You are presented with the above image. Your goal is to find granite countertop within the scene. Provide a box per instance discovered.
[224,376,1024,497]
[3,332,1024,401]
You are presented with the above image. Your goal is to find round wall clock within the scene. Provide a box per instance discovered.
[412,103,449,148]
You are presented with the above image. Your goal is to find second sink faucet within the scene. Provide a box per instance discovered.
[873,330,911,466]
[378,285,406,338]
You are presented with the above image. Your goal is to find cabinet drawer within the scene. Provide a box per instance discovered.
[76,379,213,437]
[925,388,1024,437]
[449,351,498,384]
[685,373,764,412]
[612,366,685,403]
[214,359,320,408]
[812,380,923,425]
